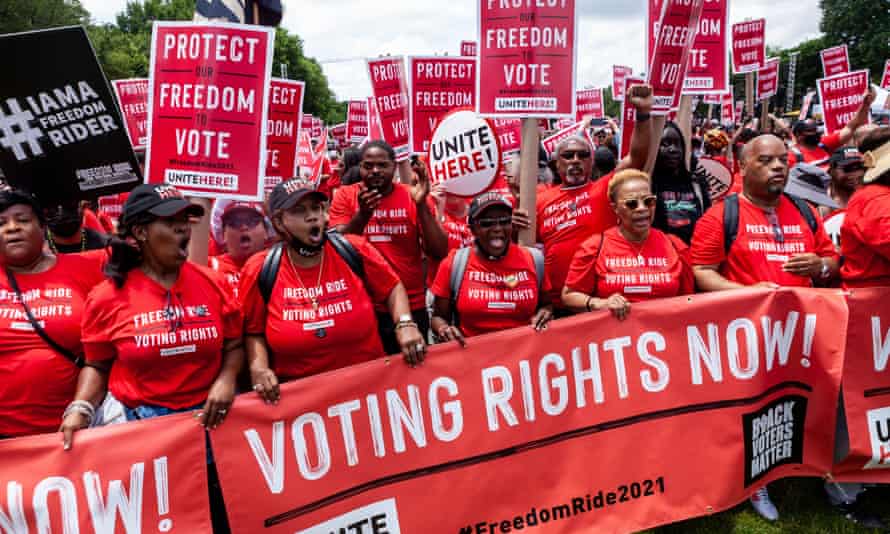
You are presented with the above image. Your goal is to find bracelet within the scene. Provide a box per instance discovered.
[635,111,651,122]
[586,296,594,312]
[63,400,95,424]
[394,320,418,331]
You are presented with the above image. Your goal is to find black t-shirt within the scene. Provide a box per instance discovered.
[652,174,711,244]
[51,228,107,254]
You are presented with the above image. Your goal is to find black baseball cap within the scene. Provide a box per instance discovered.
[468,192,512,222]
[268,178,328,213]
[121,184,204,225]
[829,146,863,167]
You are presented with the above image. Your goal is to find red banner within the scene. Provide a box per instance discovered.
[703,92,723,105]
[683,0,729,94]
[817,69,870,135]
[209,288,844,533]
[346,102,368,144]
[111,78,149,151]
[612,65,634,102]
[620,76,645,158]
[301,114,313,138]
[311,117,323,140]
[0,414,210,532]
[409,56,476,153]
[98,193,125,221]
[331,122,347,148]
[647,0,705,114]
[367,57,411,161]
[882,60,890,90]
[731,18,766,74]
[477,0,577,117]
[461,40,477,57]
[820,45,850,78]
[721,89,735,123]
[756,58,780,101]
[493,118,522,159]
[833,289,890,483]
[264,78,304,192]
[145,22,274,201]
[575,88,604,121]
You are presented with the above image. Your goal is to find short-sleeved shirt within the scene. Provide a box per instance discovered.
[787,132,842,167]
[240,235,400,381]
[329,183,430,310]
[823,209,845,250]
[535,173,615,305]
[82,262,242,410]
[564,227,693,301]
[840,184,890,288]
[209,254,243,297]
[0,253,105,437]
[431,245,550,338]
[690,195,838,287]
[427,211,474,288]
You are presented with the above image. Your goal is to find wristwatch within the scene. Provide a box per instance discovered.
[398,314,413,324]
[819,259,831,279]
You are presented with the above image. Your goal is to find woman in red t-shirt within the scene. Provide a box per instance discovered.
[430,193,552,343]
[60,184,244,444]
[562,170,694,320]
[0,190,106,439]
[240,178,425,404]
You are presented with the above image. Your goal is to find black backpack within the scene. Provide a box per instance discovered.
[722,193,818,253]
[259,230,365,303]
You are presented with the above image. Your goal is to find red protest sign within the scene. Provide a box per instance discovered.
[311,116,323,139]
[703,92,723,105]
[460,40,477,56]
[98,192,125,221]
[735,99,744,120]
[882,60,890,90]
[409,56,476,153]
[0,413,210,533]
[647,0,705,114]
[427,109,500,196]
[820,45,850,78]
[477,0,578,117]
[541,121,585,157]
[721,89,735,123]
[620,76,645,158]
[264,78,304,192]
[612,65,633,101]
[367,95,385,142]
[575,88,604,121]
[111,78,149,151]
[493,118,522,159]
[331,122,347,148]
[367,56,411,160]
[732,18,766,74]
[209,288,843,533]
[683,0,729,94]
[301,113,313,137]
[145,22,274,201]
[817,69,870,135]
[800,90,816,120]
[756,57,780,101]
[345,101,368,144]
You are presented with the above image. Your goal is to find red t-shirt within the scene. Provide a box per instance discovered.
[329,183,432,310]
[840,184,890,288]
[535,174,615,304]
[209,254,243,298]
[788,132,842,167]
[81,262,242,410]
[564,227,694,301]
[427,211,474,288]
[82,208,105,233]
[690,195,838,287]
[431,245,550,338]
[0,253,105,437]
[240,235,400,380]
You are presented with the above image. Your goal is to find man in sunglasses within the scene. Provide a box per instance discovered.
[535,84,655,314]
[822,147,865,250]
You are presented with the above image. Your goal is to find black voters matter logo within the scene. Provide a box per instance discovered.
[742,395,808,486]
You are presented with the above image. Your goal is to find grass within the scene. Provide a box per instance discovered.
[643,478,889,533]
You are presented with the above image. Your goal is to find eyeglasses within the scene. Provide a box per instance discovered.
[225,213,263,229]
[476,216,513,228]
[620,196,657,210]
[766,210,784,243]
[560,150,591,160]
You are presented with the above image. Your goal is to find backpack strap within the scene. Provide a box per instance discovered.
[783,193,818,234]
[524,246,545,306]
[259,242,284,304]
[723,193,740,254]
[449,247,471,327]
[326,229,365,281]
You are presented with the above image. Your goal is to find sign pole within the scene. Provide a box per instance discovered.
[708,103,714,121]
[760,98,770,133]
[745,72,755,120]
[517,117,539,246]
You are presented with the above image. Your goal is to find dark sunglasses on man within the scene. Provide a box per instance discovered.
[560,150,591,161]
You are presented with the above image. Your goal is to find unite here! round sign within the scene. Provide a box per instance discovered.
[428,110,501,197]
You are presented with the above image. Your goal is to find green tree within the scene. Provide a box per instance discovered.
[820,0,890,84]
[0,0,88,34]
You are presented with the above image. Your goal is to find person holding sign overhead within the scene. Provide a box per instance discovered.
[561,170,693,320]
[430,192,552,343]
[240,178,425,404]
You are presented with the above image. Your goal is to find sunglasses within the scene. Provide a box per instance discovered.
[620,196,657,210]
[476,216,513,228]
[225,213,264,228]
[560,150,591,160]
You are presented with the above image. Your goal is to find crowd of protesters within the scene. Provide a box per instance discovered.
[2,79,890,531]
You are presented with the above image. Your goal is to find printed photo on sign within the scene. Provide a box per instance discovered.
[0,27,141,202]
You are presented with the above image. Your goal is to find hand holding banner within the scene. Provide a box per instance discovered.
[367,57,411,160]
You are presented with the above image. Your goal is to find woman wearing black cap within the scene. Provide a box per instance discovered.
[0,190,106,439]
[240,178,424,404]
[430,192,552,343]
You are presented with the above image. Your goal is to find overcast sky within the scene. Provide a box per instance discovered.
[83,0,822,101]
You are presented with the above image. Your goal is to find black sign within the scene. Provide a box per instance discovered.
[743,395,808,486]
[0,26,141,203]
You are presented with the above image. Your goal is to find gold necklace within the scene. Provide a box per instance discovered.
[620,228,649,263]
[46,228,86,253]
[286,247,325,311]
